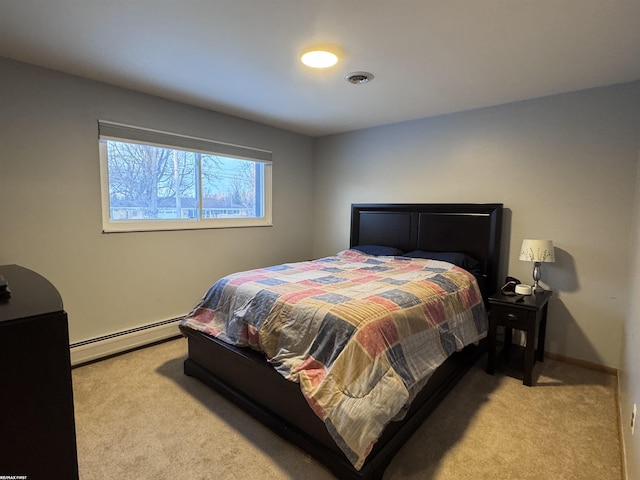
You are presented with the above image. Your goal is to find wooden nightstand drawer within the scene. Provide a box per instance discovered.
[490,305,535,330]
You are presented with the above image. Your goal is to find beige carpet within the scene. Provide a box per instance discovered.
[72,338,622,479]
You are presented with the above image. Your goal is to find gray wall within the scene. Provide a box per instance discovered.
[0,57,315,343]
[312,82,640,370]
[621,154,640,479]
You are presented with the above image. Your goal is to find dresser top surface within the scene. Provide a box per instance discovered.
[0,264,64,323]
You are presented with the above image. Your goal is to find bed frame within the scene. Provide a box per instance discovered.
[181,203,503,479]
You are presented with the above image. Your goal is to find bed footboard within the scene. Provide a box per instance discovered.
[181,325,485,480]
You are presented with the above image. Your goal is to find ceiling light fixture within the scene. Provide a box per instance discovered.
[301,50,339,69]
[345,71,374,85]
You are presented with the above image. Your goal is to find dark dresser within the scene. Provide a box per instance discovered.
[0,265,79,479]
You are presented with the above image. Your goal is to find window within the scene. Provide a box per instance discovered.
[98,121,272,232]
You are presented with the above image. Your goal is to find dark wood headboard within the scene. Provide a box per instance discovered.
[350,203,503,295]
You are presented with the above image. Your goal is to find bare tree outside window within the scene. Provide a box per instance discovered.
[104,140,264,222]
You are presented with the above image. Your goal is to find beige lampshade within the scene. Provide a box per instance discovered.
[519,239,555,263]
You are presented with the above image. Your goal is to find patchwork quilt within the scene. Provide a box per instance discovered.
[181,249,487,469]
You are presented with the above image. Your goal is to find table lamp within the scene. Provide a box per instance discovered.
[519,239,555,292]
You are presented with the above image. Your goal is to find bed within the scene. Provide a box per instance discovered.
[179,203,503,479]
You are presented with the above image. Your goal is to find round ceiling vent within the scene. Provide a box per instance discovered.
[345,71,374,85]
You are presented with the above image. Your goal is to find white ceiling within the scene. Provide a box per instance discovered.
[1,1,640,137]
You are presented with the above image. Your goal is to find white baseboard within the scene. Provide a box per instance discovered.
[70,318,182,366]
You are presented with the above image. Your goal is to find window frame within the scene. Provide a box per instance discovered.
[98,121,272,233]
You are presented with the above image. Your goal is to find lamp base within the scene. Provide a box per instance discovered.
[532,262,544,293]
[532,283,545,293]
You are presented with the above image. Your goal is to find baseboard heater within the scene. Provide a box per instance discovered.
[70,317,183,366]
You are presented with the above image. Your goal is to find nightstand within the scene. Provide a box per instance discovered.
[486,290,552,386]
